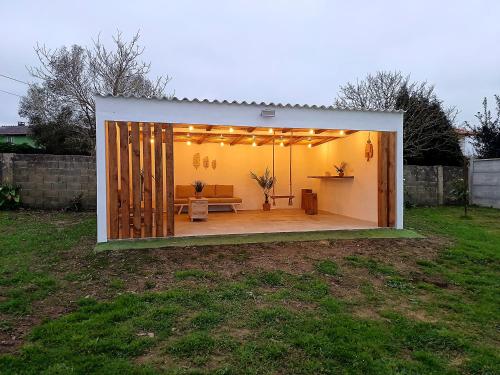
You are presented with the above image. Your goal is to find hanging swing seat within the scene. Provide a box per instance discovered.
[270,194,295,206]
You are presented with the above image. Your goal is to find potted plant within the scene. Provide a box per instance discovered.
[250,167,276,211]
[334,162,347,177]
[192,180,206,198]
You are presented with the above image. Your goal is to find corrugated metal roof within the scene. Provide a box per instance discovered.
[96,93,405,114]
[0,125,30,135]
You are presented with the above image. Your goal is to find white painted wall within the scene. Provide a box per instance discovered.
[314,131,379,223]
[174,142,321,210]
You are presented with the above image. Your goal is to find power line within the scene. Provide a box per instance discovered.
[0,89,22,97]
[0,74,29,85]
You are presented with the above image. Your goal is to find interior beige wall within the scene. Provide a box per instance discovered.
[174,142,322,210]
[314,131,379,223]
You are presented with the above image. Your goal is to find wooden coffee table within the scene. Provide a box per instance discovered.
[188,197,208,221]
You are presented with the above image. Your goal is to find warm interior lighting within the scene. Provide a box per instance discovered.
[188,125,194,131]
[252,141,257,147]
[280,141,284,147]
[339,130,345,136]
[308,143,312,148]
[220,141,224,147]
[229,127,234,133]
[150,138,154,143]
[309,129,314,134]
[268,128,273,134]
[186,140,192,146]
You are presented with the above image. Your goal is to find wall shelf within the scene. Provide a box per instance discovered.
[307,175,354,179]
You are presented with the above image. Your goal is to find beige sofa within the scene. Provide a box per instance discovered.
[174,185,242,214]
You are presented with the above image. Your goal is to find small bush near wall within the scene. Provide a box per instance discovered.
[0,184,21,210]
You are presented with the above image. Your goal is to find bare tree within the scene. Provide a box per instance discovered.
[19,31,171,154]
[334,71,462,165]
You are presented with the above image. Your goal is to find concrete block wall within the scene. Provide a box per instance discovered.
[0,153,96,210]
[404,165,463,206]
[1,152,470,210]
[470,158,500,209]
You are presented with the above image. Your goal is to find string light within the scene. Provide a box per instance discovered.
[220,141,224,147]
[188,125,194,131]
[308,143,312,148]
[229,127,234,133]
[280,136,284,147]
[187,140,192,146]
[252,141,257,147]
[309,129,314,135]
[268,128,273,134]
[339,130,345,136]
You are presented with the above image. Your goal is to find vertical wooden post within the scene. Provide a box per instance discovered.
[130,123,141,238]
[378,132,397,227]
[165,124,174,236]
[106,121,119,239]
[118,122,130,238]
[378,132,389,227]
[387,132,396,227]
[142,123,153,237]
[154,124,164,237]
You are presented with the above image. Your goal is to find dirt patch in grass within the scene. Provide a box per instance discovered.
[1,233,442,354]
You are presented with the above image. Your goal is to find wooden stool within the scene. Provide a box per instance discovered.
[304,193,318,215]
[301,189,313,209]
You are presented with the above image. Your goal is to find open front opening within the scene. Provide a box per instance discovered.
[173,124,382,236]
[104,121,396,240]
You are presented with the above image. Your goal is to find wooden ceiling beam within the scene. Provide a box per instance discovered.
[285,136,308,146]
[311,137,338,147]
[246,127,256,133]
[205,125,214,131]
[257,136,274,146]
[314,129,327,134]
[230,134,247,145]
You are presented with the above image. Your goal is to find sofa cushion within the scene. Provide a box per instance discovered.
[215,185,233,198]
[176,185,195,198]
[174,198,188,204]
[203,185,216,198]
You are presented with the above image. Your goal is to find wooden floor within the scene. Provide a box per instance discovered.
[174,209,377,237]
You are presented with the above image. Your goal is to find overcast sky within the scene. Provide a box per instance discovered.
[1,0,499,126]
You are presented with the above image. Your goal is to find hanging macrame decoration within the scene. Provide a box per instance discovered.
[193,153,201,169]
[203,156,209,169]
[365,132,374,162]
[211,159,217,170]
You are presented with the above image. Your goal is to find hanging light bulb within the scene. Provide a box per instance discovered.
[229,127,234,133]
[220,141,224,147]
[308,143,312,148]
[252,141,257,147]
[309,129,314,135]
[339,130,345,136]
[188,125,194,131]
[187,140,192,146]
[280,141,284,147]
[268,128,273,134]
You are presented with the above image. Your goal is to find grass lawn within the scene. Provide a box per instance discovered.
[0,207,499,374]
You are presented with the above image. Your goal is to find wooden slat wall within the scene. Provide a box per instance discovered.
[130,124,141,237]
[154,123,164,237]
[105,121,174,240]
[118,122,130,238]
[106,121,119,239]
[165,125,174,236]
[377,132,396,227]
[142,123,153,237]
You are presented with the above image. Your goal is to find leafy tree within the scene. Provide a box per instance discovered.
[335,71,463,165]
[395,86,462,165]
[19,31,171,154]
[29,107,92,155]
[467,95,500,159]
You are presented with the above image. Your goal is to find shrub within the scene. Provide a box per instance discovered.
[0,185,21,210]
